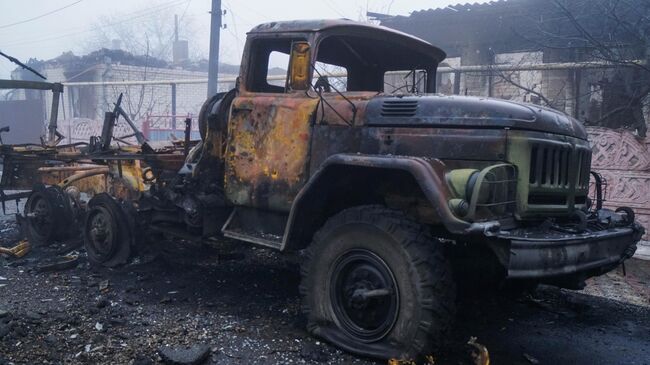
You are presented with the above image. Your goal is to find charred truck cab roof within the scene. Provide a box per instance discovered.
[247,18,446,61]
[242,19,445,94]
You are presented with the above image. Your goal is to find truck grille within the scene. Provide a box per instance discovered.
[528,144,591,189]
[380,100,418,117]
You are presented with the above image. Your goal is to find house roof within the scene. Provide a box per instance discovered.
[409,1,512,16]
[379,0,646,57]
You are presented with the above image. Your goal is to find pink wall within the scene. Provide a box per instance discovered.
[588,127,650,240]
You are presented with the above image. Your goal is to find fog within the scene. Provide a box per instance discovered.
[0,0,486,78]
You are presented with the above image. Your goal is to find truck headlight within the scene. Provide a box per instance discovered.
[447,164,517,220]
[446,168,479,200]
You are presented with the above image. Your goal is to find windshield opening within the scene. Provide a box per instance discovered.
[315,34,437,93]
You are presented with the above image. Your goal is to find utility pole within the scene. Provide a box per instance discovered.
[174,14,179,42]
[207,0,222,98]
[172,14,179,135]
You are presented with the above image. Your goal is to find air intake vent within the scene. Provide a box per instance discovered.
[528,144,591,189]
[381,100,418,117]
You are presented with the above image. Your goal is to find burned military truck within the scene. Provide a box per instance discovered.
[1,20,644,360]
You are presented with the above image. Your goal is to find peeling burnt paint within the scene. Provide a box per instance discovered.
[1,141,187,201]
[225,93,320,211]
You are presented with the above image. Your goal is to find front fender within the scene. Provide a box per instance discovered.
[281,153,479,250]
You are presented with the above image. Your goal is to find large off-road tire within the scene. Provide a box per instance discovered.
[24,185,75,246]
[300,205,456,360]
[83,193,133,267]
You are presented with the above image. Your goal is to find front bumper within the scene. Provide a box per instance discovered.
[493,222,644,279]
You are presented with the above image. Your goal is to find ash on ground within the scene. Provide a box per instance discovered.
[1,215,649,365]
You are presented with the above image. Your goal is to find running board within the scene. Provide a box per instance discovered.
[221,207,287,250]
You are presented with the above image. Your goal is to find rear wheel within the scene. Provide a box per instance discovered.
[300,205,456,360]
[24,185,75,245]
[83,193,132,267]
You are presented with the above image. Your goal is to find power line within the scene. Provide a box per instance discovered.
[0,0,84,29]
[2,0,186,46]
[0,0,184,36]
[222,3,244,58]
[1,0,189,47]
[323,0,347,18]
[226,0,267,20]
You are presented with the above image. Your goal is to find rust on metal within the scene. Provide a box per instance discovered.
[0,240,30,258]
[225,94,320,211]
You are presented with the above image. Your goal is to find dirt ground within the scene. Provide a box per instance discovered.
[1,212,650,365]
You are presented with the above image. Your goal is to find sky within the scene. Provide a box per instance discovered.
[0,0,487,79]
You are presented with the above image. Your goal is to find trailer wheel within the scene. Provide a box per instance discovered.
[24,185,74,245]
[84,193,132,267]
[300,205,456,360]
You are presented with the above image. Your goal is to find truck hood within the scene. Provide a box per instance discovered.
[364,95,588,140]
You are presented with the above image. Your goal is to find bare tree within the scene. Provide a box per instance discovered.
[83,1,205,140]
[84,1,201,62]
[494,0,649,136]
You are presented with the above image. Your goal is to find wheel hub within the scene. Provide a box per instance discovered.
[330,249,399,343]
[27,196,52,236]
[86,207,117,259]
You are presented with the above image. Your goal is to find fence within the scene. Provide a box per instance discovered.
[588,127,650,240]
[2,62,648,237]
[58,78,224,145]
[436,60,649,125]
[3,59,644,145]
[2,58,647,141]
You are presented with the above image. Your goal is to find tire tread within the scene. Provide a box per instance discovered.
[300,205,456,359]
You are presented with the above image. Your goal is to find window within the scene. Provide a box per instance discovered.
[313,61,347,92]
[267,51,289,89]
[315,34,438,93]
[384,70,428,94]
[247,38,306,93]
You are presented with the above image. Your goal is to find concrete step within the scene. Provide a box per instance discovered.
[634,241,650,261]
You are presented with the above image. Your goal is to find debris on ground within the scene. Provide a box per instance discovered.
[388,359,417,365]
[523,353,540,364]
[36,254,79,272]
[387,357,437,365]
[98,279,110,293]
[158,344,211,365]
[0,218,649,364]
[467,337,490,365]
[0,240,30,258]
[300,342,330,362]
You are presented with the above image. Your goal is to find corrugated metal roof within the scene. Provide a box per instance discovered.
[410,0,512,15]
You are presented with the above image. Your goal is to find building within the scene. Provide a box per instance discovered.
[7,49,239,143]
[378,0,649,135]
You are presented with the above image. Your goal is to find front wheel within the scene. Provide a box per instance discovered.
[300,206,456,360]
